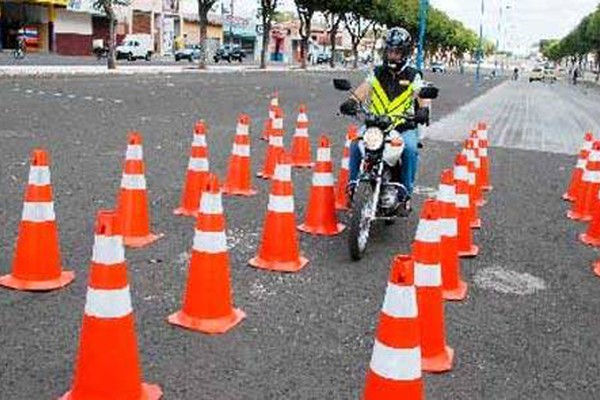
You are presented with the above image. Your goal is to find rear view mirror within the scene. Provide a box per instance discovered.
[420,86,439,99]
[333,79,352,91]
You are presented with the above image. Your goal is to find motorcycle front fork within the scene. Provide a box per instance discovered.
[369,163,384,219]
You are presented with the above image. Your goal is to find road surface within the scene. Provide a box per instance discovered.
[0,72,599,399]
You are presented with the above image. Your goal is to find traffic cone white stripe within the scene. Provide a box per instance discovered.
[84,286,133,318]
[438,218,458,237]
[414,263,443,287]
[295,127,309,137]
[269,135,284,147]
[297,114,308,123]
[316,148,331,162]
[192,134,207,147]
[369,341,422,381]
[274,164,292,182]
[188,157,209,172]
[341,158,349,170]
[583,170,600,183]
[273,118,283,130]
[455,193,470,208]
[589,150,600,162]
[576,159,587,169]
[120,174,147,190]
[126,145,143,160]
[28,166,51,186]
[237,124,249,136]
[193,231,228,253]
[199,192,223,215]
[584,141,593,151]
[312,172,334,187]
[268,195,294,213]
[467,172,476,185]
[381,283,418,318]
[454,165,469,181]
[479,148,488,157]
[232,144,250,157]
[478,129,488,141]
[415,219,440,243]
[92,236,126,265]
[437,184,455,203]
[21,202,55,222]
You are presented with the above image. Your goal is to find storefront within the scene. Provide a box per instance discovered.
[0,0,68,52]
[223,16,256,61]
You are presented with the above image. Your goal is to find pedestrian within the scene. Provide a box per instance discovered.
[573,66,579,85]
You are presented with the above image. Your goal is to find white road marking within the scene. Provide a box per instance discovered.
[474,266,547,295]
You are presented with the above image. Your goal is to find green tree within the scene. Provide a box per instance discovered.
[295,0,321,69]
[196,0,219,69]
[259,0,280,69]
[93,0,130,70]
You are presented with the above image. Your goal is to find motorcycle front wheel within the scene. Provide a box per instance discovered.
[348,182,374,261]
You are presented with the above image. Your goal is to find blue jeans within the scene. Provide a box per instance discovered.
[349,128,419,196]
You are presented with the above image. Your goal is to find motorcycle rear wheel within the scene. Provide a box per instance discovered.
[348,182,374,261]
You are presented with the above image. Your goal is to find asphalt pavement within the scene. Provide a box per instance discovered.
[1,71,599,399]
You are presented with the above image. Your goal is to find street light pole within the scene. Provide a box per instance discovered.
[416,0,429,71]
[475,0,485,88]
[229,0,234,46]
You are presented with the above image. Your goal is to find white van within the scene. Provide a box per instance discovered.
[116,34,153,61]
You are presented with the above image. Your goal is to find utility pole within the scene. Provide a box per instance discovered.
[230,0,234,46]
[475,0,485,88]
[416,0,429,71]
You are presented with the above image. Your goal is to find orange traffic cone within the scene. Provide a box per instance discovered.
[593,259,600,277]
[257,107,285,179]
[463,138,485,209]
[437,170,468,301]
[455,155,479,258]
[262,92,279,141]
[290,104,313,168]
[564,149,591,202]
[412,199,454,373]
[298,135,345,235]
[0,149,74,291]
[60,210,162,400]
[174,121,210,217]
[477,121,488,140]
[335,125,358,210]
[455,152,481,229]
[168,174,246,334]
[223,114,257,196]
[476,122,492,191]
[363,255,424,400]
[468,131,487,204]
[250,153,309,272]
[564,132,594,201]
[568,141,600,221]
[117,132,163,247]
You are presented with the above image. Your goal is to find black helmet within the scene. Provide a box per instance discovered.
[384,27,412,70]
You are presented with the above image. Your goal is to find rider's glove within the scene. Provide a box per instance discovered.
[340,99,358,116]
[415,107,430,126]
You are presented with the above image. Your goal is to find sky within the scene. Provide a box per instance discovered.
[430,0,598,53]
[233,0,599,53]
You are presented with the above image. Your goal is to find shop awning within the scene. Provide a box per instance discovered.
[10,0,69,6]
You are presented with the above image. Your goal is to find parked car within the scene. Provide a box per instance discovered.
[175,45,202,62]
[116,34,153,61]
[316,53,331,64]
[543,67,557,83]
[213,45,246,63]
[529,67,544,82]
[431,61,446,73]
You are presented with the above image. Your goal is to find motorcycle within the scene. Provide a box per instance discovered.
[333,78,439,260]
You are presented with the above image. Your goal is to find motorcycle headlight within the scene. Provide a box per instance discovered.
[363,127,384,150]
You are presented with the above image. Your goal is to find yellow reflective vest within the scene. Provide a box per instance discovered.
[369,71,417,127]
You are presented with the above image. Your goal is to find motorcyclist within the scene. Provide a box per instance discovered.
[339,27,431,209]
